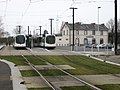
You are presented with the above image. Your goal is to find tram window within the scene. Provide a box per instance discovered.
[16,35,25,44]
[46,36,55,44]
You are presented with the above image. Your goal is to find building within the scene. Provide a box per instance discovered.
[56,22,109,46]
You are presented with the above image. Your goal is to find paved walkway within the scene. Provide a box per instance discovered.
[0,61,13,90]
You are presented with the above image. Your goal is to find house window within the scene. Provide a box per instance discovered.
[100,38,104,44]
[84,38,88,45]
[63,31,65,35]
[84,30,88,35]
[92,30,95,35]
[66,30,68,35]
[100,31,103,35]
[76,31,79,35]
[92,38,96,44]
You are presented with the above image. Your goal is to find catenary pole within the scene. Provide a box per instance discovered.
[49,18,54,35]
[115,0,117,55]
[39,26,42,36]
[70,7,77,51]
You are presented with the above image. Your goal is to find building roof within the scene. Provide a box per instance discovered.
[64,22,108,31]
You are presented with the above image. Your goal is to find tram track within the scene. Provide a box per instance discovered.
[23,49,102,90]
[22,55,60,90]
[1,47,120,90]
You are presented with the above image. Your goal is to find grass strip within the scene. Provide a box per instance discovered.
[0,55,27,65]
[2,55,120,75]
[96,84,120,90]
[28,87,52,90]
[24,55,46,65]
[61,86,93,90]
[20,69,66,77]
[20,70,39,77]
[41,55,120,75]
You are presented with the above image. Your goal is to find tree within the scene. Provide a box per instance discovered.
[106,19,114,44]
[118,19,120,31]
[0,17,4,37]
[106,18,120,32]
[107,18,120,44]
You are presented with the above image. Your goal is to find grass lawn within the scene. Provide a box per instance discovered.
[28,87,52,90]
[40,55,120,75]
[0,55,46,65]
[61,86,93,90]
[97,84,120,90]
[2,55,120,90]
[20,69,66,77]
[1,55,120,75]
[0,56,28,65]
[20,70,39,77]
[24,55,46,65]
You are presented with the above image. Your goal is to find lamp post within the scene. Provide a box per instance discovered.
[114,0,117,55]
[98,7,101,32]
[97,7,101,53]
[70,7,77,51]
[49,18,54,35]
[39,26,42,36]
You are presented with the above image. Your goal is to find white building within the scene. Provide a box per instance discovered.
[56,22,109,46]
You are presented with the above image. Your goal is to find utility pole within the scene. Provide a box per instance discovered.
[39,26,42,36]
[70,7,77,51]
[17,25,21,34]
[49,18,54,35]
[28,26,29,35]
[97,7,101,53]
[115,0,117,55]
[27,26,30,48]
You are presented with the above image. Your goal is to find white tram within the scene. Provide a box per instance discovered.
[13,34,26,48]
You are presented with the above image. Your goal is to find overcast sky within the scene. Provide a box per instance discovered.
[0,0,120,35]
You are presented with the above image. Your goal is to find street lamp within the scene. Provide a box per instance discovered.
[98,7,101,32]
[70,7,77,51]
[97,7,101,53]
[49,18,54,35]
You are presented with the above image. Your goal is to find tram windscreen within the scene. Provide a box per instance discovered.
[16,35,25,44]
[46,36,55,44]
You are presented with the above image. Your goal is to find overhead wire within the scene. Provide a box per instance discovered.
[20,0,32,24]
[4,0,9,32]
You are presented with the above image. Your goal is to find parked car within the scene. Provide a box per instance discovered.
[91,44,98,48]
[106,43,113,49]
[84,44,92,48]
[96,43,107,48]
[84,44,98,48]
[96,43,113,49]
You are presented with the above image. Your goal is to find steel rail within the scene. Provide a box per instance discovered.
[26,48,102,90]
[38,55,102,90]
[22,55,58,90]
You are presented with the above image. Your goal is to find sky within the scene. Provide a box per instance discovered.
[0,0,120,35]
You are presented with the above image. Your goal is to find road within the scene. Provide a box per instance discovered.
[0,61,13,90]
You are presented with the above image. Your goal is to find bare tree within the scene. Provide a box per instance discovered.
[0,17,4,37]
[106,19,114,32]
[106,18,120,32]
[118,19,120,31]
[106,18,120,44]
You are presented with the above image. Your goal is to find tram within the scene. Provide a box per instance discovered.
[32,34,56,49]
[41,34,56,49]
[13,34,26,49]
